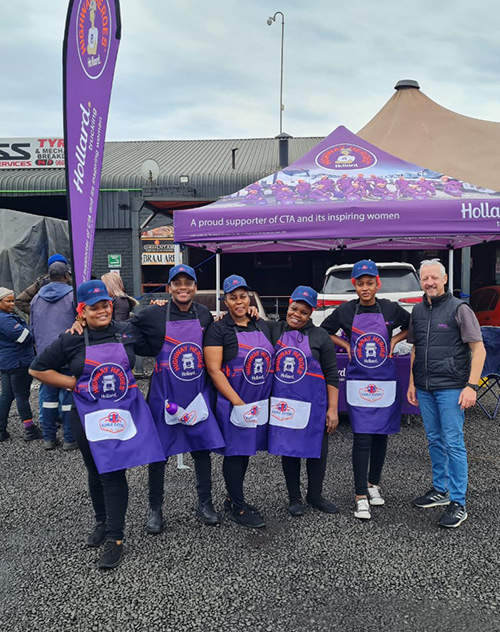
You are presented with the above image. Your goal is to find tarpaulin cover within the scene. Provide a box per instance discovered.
[0,208,69,293]
[174,126,500,253]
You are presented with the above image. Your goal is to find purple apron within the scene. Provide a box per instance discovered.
[73,329,165,474]
[215,328,274,457]
[148,302,225,457]
[345,305,401,434]
[268,329,327,459]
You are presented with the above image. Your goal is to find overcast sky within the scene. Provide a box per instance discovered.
[1,0,500,141]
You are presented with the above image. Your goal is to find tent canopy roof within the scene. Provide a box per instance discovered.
[174,126,500,253]
[358,81,500,192]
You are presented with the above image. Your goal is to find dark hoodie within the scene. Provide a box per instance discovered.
[30,282,75,354]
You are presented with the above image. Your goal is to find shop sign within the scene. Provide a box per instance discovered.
[0,138,65,168]
[142,252,176,265]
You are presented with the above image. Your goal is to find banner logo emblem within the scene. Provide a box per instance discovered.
[316,144,377,171]
[76,0,112,79]
[359,383,384,402]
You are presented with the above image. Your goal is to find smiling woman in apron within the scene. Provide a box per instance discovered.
[204,275,274,529]
[321,260,409,520]
[268,286,340,517]
[29,280,164,569]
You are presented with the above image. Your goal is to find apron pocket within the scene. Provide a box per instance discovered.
[230,399,269,428]
[346,380,396,408]
[269,397,311,430]
[84,409,137,442]
[164,392,209,426]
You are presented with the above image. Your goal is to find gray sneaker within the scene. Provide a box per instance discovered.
[413,488,450,508]
[438,502,468,528]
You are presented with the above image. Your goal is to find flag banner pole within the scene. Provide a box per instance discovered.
[63,0,121,288]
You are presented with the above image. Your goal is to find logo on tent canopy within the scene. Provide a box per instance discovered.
[316,144,377,171]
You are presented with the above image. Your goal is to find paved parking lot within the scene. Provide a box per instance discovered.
[1,382,499,632]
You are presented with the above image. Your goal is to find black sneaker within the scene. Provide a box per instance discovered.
[23,425,42,441]
[223,497,261,515]
[98,540,124,569]
[62,441,78,451]
[196,499,220,525]
[288,499,304,517]
[438,502,468,528]
[145,508,164,534]
[86,522,106,547]
[413,488,450,508]
[44,440,58,451]
[306,495,339,514]
[227,504,265,529]
[0,430,10,442]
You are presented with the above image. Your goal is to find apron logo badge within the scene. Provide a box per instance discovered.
[243,404,261,423]
[354,333,387,369]
[179,410,197,425]
[99,411,127,433]
[243,348,272,384]
[89,363,129,402]
[271,400,296,422]
[359,383,384,402]
[169,343,204,381]
[275,347,307,384]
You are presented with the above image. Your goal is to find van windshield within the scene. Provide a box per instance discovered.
[322,268,421,293]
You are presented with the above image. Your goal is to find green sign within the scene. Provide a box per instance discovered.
[108,254,122,268]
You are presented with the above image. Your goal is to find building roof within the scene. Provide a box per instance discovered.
[0,136,322,198]
[358,80,500,191]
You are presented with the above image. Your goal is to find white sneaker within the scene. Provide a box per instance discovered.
[354,498,371,520]
[367,485,385,506]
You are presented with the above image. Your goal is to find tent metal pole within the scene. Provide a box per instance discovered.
[461,247,471,303]
[216,249,221,318]
[448,249,454,293]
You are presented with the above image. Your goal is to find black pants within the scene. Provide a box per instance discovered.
[148,450,212,510]
[352,433,388,496]
[70,410,128,540]
[281,433,329,502]
[222,455,250,510]
[0,367,33,431]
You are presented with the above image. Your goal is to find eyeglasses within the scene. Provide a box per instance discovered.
[170,279,196,288]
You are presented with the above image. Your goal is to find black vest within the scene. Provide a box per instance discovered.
[411,292,471,390]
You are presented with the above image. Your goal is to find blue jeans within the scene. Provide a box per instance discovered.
[39,383,74,443]
[416,388,468,506]
[0,367,33,431]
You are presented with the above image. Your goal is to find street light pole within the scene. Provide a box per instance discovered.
[267,11,285,134]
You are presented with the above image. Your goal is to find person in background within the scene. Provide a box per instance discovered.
[408,259,485,528]
[29,280,164,569]
[268,286,339,516]
[0,287,41,442]
[321,260,409,521]
[204,275,274,529]
[101,272,139,322]
[130,264,225,533]
[30,261,77,451]
[15,254,69,315]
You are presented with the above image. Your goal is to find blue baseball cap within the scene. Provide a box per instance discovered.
[351,259,379,279]
[290,285,318,309]
[77,280,112,305]
[48,254,68,266]
[168,264,197,284]
[223,274,250,294]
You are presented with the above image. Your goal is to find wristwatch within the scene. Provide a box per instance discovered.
[465,382,479,391]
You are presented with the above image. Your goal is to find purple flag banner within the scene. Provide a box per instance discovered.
[63,0,121,286]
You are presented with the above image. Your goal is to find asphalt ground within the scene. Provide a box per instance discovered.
[1,377,499,632]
